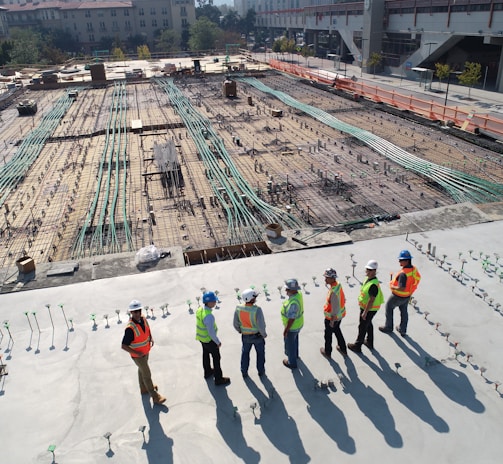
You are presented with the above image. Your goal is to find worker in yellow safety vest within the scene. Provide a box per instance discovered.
[320,268,348,359]
[196,291,230,386]
[121,299,166,404]
[379,249,421,337]
[348,260,384,353]
[281,279,304,369]
[233,288,267,378]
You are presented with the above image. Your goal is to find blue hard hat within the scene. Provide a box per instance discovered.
[398,250,412,260]
[202,291,218,303]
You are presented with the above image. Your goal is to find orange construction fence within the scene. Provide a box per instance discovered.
[269,59,503,140]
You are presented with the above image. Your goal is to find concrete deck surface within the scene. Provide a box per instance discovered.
[1,204,502,463]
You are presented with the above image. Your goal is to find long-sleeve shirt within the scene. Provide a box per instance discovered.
[233,305,267,337]
[203,310,220,344]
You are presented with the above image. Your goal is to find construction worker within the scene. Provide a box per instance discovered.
[281,278,304,369]
[379,249,421,336]
[320,268,347,358]
[233,288,267,378]
[195,291,230,386]
[348,260,384,353]
[121,300,166,404]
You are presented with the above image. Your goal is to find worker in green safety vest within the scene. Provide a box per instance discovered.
[281,278,304,369]
[348,260,384,353]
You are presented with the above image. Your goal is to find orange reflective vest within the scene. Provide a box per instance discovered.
[390,266,421,297]
[324,282,346,320]
[126,317,151,358]
[236,304,259,335]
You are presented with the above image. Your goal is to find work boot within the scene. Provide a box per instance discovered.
[336,345,348,357]
[320,347,331,358]
[363,340,374,350]
[152,393,166,404]
[379,326,392,333]
[347,343,362,353]
[215,377,230,386]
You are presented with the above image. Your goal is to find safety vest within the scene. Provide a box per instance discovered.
[324,282,346,320]
[358,277,384,311]
[236,304,259,335]
[281,292,304,331]
[126,317,151,358]
[390,266,421,297]
[195,306,216,343]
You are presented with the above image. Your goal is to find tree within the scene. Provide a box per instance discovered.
[0,41,13,66]
[155,29,181,53]
[368,52,382,77]
[188,16,222,51]
[126,34,147,53]
[221,10,240,33]
[112,47,125,61]
[458,61,481,99]
[137,44,151,60]
[196,4,221,24]
[8,28,42,65]
[435,63,450,90]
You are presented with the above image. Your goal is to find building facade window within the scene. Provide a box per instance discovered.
[111,9,116,17]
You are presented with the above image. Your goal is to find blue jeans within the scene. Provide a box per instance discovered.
[241,334,265,375]
[284,330,299,368]
[384,294,410,333]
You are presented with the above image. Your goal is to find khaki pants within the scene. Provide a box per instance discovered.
[132,354,159,399]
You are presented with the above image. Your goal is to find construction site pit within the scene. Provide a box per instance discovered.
[1,70,503,271]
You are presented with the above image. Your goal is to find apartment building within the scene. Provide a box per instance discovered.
[1,0,196,52]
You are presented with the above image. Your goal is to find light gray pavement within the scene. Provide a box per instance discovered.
[1,202,503,463]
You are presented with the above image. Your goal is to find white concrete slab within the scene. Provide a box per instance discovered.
[1,221,502,463]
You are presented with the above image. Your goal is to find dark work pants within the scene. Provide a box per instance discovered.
[355,309,378,346]
[384,294,410,333]
[201,340,223,381]
[324,318,347,355]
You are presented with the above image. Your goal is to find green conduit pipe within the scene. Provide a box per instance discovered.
[240,77,503,204]
[155,78,305,245]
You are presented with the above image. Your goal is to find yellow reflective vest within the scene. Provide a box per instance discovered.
[195,306,216,343]
[281,292,304,330]
[358,277,384,311]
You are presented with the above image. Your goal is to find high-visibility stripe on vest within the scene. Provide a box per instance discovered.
[195,306,216,343]
[358,277,384,311]
[127,317,151,358]
[281,292,304,330]
[390,266,421,297]
[324,282,346,320]
[236,304,259,335]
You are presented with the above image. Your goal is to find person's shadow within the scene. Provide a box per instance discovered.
[397,335,485,413]
[207,383,261,463]
[345,356,403,448]
[292,359,356,454]
[244,375,311,463]
[363,348,449,433]
[141,396,173,463]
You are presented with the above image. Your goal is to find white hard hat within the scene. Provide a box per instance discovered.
[128,299,143,311]
[241,288,259,303]
[365,260,378,270]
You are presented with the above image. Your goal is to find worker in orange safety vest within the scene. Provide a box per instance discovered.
[379,250,421,337]
[121,299,166,404]
[319,268,348,358]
